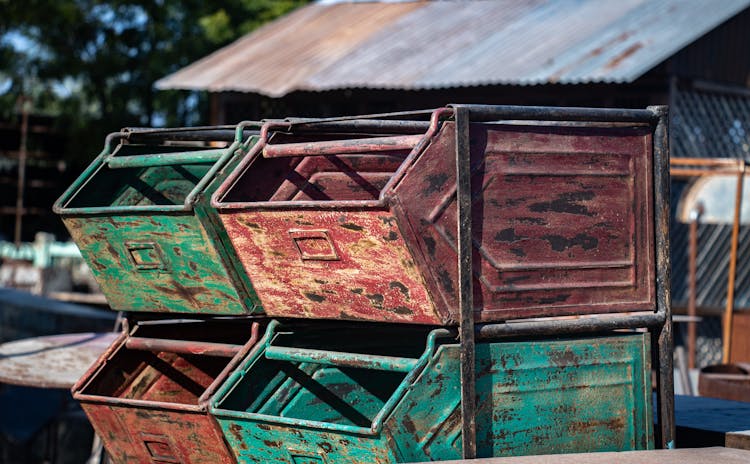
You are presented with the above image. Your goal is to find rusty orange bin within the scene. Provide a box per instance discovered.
[72,318,263,464]
[212,105,665,325]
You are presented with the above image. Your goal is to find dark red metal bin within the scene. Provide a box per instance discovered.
[211,106,661,325]
[72,319,262,464]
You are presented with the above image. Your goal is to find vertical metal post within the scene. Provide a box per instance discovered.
[687,206,701,369]
[14,96,29,246]
[649,105,675,449]
[455,106,477,459]
[722,162,744,363]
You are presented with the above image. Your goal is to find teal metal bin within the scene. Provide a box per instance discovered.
[211,322,653,463]
[53,124,263,315]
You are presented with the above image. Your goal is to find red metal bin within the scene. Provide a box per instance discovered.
[72,318,262,464]
[211,106,661,325]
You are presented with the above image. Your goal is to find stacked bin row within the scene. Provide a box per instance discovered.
[56,105,672,463]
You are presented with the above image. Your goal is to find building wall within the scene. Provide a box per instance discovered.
[214,78,669,124]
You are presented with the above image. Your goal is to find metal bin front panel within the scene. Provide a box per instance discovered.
[393,121,656,322]
[388,332,653,461]
[219,209,439,323]
[64,211,250,314]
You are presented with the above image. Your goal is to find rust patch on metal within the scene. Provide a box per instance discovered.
[549,347,583,367]
[304,292,327,303]
[529,191,596,217]
[389,281,410,300]
[340,222,365,232]
[495,228,524,243]
[605,42,644,70]
[541,233,599,252]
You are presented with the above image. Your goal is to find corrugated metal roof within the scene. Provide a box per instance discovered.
[157,0,750,96]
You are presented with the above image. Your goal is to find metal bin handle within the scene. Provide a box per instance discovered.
[125,337,243,358]
[262,134,423,158]
[106,149,226,169]
[264,346,419,373]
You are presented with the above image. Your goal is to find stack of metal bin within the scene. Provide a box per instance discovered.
[56,105,674,463]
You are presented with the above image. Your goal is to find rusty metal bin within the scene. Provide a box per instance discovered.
[212,105,662,324]
[211,321,652,463]
[72,318,263,464]
[54,124,262,314]
[698,363,750,402]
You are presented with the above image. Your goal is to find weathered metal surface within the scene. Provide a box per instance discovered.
[263,134,424,157]
[455,106,477,459]
[469,104,675,449]
[726,431,750,450]
[390,333,653,461]
[211,324,651,463]
[155,0,750,96]
[396,120,655,321]
[264,346,419,372]
[125,337,243,358]
[219,209,440,323]
[413,447,750,464]
[650,105,675,449]
[698,363,750,402]
[213,105,658,324]
[730,312,750,362]
[72,320,261,464]
[54,124,263,314]
[0,332,118,389]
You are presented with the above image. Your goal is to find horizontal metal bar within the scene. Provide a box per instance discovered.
[127,129,259,143]
[263,134,422,158]
[213,410,375,436]
[121,123,260,142]
[57,204,190,214]
[122,125,237,134]
[125,337,243,358]
[264,346,418,372]
[107,149,226,168]
[285,119,431,134]
[283,108,436,123]
[450,104,658,123]
[74,392,205,412]
[670,168,743,178]
[670,158,742,168]
[475,311,666,339]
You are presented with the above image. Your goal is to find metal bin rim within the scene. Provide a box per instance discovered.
[210,321,455,435]
[54,121,261,215]
[72,320,262,412]
[210,109,453,211]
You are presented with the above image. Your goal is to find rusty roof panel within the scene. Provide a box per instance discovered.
[157,2,424,96]
[156,0,750,96]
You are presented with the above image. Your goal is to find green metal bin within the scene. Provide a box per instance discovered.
[211,322,653,463]
[53,124,262,314]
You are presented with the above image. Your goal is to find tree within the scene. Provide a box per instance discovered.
[0,0,307,166]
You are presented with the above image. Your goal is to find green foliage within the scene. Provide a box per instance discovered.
[200,9,235,45]
[0,0,309,167]
[237,0,309,35]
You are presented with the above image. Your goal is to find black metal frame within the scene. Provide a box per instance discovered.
[117,104,676,458]
[450,104,675,457]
